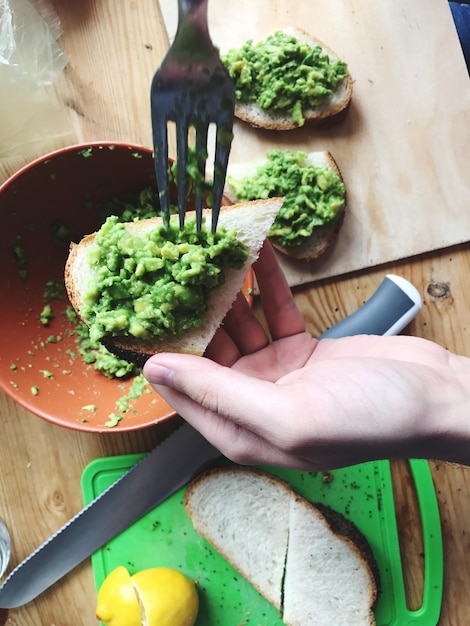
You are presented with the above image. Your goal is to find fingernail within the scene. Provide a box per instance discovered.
[144,362,173,386]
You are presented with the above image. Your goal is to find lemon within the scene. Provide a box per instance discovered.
[96,565,199,626]
[96,566,141,626]
[132,567,199,626]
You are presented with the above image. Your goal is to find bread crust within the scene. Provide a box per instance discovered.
[232,26,353,130]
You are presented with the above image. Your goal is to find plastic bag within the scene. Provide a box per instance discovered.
[0,0,73,159]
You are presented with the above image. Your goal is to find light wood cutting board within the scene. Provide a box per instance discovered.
[159,0,470,286]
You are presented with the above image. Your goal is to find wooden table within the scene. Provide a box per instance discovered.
[0,1,469,624]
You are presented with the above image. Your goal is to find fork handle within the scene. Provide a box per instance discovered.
[177,0,209,31]
[179,0,207,11]
[173,0,214,59]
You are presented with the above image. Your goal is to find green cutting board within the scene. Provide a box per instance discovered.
[82,457,443,625]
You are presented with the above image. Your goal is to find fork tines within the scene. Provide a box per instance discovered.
[151,61,235,233]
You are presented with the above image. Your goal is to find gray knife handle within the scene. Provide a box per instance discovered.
[319,274,422,339]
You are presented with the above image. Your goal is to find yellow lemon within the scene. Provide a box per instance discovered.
[132,567,199,626]
[96,565,199,626]
[96,565,141,626]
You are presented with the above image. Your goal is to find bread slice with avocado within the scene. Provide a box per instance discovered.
[222,26,353,130]
[225,150,346,261]
[65,198,282,368]
[185,466,379,626]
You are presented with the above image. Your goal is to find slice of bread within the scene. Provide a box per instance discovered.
[225,151,346,261]
[64,198,282,368]
[231,27,353,131]
[185,467,378,626]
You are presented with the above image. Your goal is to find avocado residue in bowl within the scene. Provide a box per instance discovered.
[222,31,349,126]
[227,149,346,248]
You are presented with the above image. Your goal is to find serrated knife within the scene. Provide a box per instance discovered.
[0,273,421,608]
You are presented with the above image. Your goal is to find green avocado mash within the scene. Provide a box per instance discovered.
[221,31,348,127]
[81,215,248,343]
[227,150,346,248]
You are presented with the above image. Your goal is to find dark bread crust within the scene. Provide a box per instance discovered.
[313,502,381,607]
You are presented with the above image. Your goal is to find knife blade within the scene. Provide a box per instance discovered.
[0,425,220,608]
[0,273,421,608]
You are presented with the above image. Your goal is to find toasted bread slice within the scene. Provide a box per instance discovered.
[231,27,353,130]
[185,467,378,626]
[65,198,282,367]
[225,151,346,261]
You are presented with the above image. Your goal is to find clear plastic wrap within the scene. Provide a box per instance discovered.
[0,0,73,159]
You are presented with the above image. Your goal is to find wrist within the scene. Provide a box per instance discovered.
[417,353,470,465]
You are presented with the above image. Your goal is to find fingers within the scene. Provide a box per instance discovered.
[204,325,241,366]
[143,353,314,470]
[206,291,269,365]
[208,241,305,364]
[254,241,305,340]
[144,353,289,441]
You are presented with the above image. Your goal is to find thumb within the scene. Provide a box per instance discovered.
[143,353,289,438]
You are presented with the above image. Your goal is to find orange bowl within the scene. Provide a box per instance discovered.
[0,142,253,433]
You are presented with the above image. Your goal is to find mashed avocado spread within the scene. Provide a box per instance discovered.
[227,150,345,248]
[81,216,248,343]
[222,31,348,127]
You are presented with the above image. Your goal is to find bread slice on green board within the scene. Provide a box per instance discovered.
[185,466,379,626]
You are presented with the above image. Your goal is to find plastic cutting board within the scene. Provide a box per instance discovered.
[82,456,443,625]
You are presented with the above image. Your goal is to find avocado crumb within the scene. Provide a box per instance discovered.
[39,304,54,326]
[39,370,54,379]
[46,335,62,343]
[74,321,137,379]
[115,374,150,413]
[13,235,28,280]
[81,404,97,412]
[51,223,73,248]
[31,386,39,396]
[105,414,123,428]
[43,280,65,301]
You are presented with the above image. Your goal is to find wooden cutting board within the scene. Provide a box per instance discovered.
[159,0,470,287]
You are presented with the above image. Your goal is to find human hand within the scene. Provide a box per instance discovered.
[144,241,470,470]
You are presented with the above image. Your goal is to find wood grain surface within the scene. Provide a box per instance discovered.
[0,1,470,624]
[160,0,470,287]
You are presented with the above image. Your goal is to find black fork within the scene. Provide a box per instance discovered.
[150,0,235,232]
